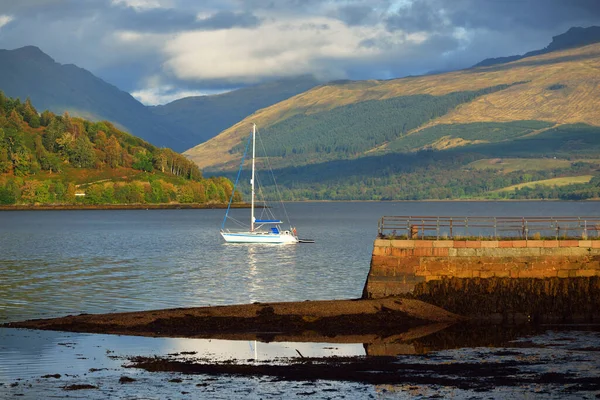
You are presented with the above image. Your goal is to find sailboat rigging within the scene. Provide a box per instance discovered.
[220,124,300,244]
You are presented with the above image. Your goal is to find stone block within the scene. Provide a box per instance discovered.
[557,270,571,278]
[425,275,442,282]
[413,248,435,256]
[559,240,579,247]
[374,239,391,248]
[519,269,551,278]
[421,258,451,272]
[372,246,390,256]
[481,241,499,248]
[526,240,544,248]
[498,241,513,248]
[479,270,495,279]
[477,248,506,257]
[391,240,415,248]
[465,241,482,248]
[541,248,572,256]
[454,241,468,248]
[455,270,474,278]
[512,241,527,248]
[371,255,398,268]
[399,256,421,268]
[494,270,510,278]
[576,269,598,277]
[448,248,458,257]
[579,240,593,248]
[432,248,450,257]
[394,264,418,275]
[433,240,454,248]
[543,241,559,248]
[456,248,478,257]
[391,247,412,257]
[414,240,434,248]
[592,241,600,249]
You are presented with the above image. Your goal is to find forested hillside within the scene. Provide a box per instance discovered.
[0,92,239,205]
[187,41,600,170]
[189,37,600,201]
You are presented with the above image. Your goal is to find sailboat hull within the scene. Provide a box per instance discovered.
[221,231,298,244]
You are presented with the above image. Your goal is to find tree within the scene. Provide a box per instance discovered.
[69,135,96,168]
[105,135,122,168]
[132,149,153,172]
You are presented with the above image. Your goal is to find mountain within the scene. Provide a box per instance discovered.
[184,37,600,201]
[150,76,321,146]
[473,26,600,68]
[0,46,196,152]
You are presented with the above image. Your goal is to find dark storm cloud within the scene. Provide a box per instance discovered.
[336,4,378,26]
[196,11,261,30]
[386,0,600,33]
[1,0,599,104]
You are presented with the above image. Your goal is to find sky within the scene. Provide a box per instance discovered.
[0,0,599,105]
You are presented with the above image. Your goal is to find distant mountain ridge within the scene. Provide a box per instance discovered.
[0,46,197,151]
[473,26,600,68]
[0,45,321,151]
[150,76,321,146]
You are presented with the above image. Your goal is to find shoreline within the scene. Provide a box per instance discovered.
[2,199,598,210]
[0,203,250,211]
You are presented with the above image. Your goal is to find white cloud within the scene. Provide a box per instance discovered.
[131,85,225,105]
[161,14,422,82]
[0,14,14,29]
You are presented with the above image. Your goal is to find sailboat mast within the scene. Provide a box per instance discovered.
[250,123,256,232]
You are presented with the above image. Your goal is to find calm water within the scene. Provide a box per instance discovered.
[1,201,600,399]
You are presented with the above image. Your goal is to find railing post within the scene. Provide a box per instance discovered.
[465,217,469,238]
[450,218,453,239]
[494,217,497,239]
[436,217,440,240]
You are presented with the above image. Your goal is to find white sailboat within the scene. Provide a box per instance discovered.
[220,124,299,244]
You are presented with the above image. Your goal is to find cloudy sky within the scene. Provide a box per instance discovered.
[0,0,599,105]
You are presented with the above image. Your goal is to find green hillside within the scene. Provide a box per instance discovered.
[0,92,239,206]
[210,123,600,201]
[238,84,520,163]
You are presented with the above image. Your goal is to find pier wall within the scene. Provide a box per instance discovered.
[363,239,600,320]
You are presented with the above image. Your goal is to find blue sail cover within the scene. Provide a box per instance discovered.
[255,219,282,224]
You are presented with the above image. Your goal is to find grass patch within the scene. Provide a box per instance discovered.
[493,175,594,192]
[469,158,573,173]
[387,121,552,152]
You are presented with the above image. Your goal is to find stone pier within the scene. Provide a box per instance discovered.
[363,238,600,321]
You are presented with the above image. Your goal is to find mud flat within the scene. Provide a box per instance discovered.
[3,298,461,339]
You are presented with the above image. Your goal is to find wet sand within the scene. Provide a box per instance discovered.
[3,297,462,339]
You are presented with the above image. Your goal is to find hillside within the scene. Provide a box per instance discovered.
[185,37,600,201]
[151,76,320,145]
[186,41,600,170]
[0,46,196,151]
[0,93,238,206]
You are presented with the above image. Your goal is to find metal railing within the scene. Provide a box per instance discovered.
[378,216,600,240]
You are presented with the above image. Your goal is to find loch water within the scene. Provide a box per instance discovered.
[1,201,600,399]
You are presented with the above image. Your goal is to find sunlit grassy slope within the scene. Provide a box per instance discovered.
[493,176,594,192]
[185,43,600,170]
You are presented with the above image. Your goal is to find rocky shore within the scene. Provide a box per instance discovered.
[3,297,462,339]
